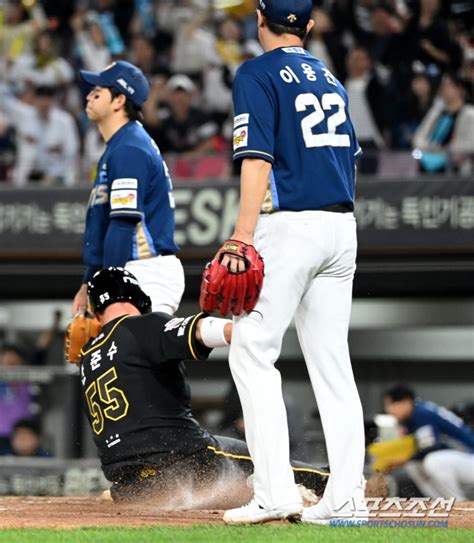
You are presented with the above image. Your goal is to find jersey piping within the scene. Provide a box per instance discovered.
[80,315,131,357]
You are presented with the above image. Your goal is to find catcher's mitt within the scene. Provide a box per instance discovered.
[65,312,102,365]
[199,239,264,317]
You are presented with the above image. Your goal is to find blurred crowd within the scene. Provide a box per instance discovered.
[0,0,473,182]
[0,309,62,457]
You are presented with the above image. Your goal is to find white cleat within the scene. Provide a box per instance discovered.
[223,498,303,525]
[246,476,319,507]
[301,499,368,525]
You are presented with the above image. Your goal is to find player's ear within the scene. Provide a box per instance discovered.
[112,93,126,112]
[306,19,315,34]
[256,9,265,28]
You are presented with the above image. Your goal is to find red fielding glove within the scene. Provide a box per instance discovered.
[199,239,264,317]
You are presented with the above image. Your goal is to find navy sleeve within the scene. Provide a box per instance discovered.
[103,217,137,268]
[433,406,474,451]
[83,266,100,283]
[107,146,151,221]
[232,70,276,164]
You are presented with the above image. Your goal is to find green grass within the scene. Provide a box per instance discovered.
[0,526,472,543]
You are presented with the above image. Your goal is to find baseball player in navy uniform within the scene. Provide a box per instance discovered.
[384,385,474,500]
[219,1,367,524]
[80,268,330,505]
[72,61,184,316]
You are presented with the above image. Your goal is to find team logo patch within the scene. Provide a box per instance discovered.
[111,178,138,190]
[140,467,156,478]
[233,126,248,150]
[223,242,240,252]
[287,14,297,23]
[164,318,184,332]
[234,113,249,128]
[110,189,137,209]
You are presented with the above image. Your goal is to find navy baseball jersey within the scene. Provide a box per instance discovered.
[84,121,178,270]
[405,401,474,458]
[232,46,361,212]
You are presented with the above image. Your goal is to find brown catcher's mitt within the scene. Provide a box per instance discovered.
[199,239,265,317]
[65,312,101,365]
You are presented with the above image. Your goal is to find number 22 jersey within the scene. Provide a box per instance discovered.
[232,46,361,213]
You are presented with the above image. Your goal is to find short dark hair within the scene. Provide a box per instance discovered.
[264,18,307,40]
[108,87,143,122]
[13,418,41,436]
[443,72,467,93]
[384,385,416,403]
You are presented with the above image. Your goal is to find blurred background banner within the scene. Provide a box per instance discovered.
[0,178,473,258]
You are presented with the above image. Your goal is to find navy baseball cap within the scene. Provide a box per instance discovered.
[258,0,313,30]
[80,61,150,107]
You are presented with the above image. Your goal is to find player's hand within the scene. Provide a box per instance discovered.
[220,253,246,273]
[72,284,88,316]
[220,233,254,273]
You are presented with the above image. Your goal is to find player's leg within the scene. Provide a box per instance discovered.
[422,450,474,500]
[227,214,309,518]
[212,435,329,496]
[404,460,444,499]
[125,255,185,313]
[211,435,254,477]
[295,213,366,521]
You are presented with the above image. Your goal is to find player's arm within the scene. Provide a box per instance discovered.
[232,158,272,246]
[222,70,275,272]
[433,406,474,452]
[145,313,232,363]
[103,146,150,268]
[222,158,271,273]
[196,317,232,346]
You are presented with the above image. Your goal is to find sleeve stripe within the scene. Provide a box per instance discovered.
[187,312,204,361]
[110,210,144,217]
[354,148,362,156]
[233,150,274,160]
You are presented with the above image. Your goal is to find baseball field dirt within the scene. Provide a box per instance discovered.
[0,497,473,529]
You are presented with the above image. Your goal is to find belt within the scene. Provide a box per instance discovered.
[318,204,353,213]
[261,204,353,215]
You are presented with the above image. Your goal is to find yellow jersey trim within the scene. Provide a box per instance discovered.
[233,150,274,160]
[207,445,252,462]
[81,315,131,357]
[187,313,203,361]
[292,466,330,476]
[207,446,329,476]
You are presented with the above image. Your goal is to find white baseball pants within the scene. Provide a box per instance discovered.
[407,450,474,500]
[229,210,365,512]
[125,254,185,314]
